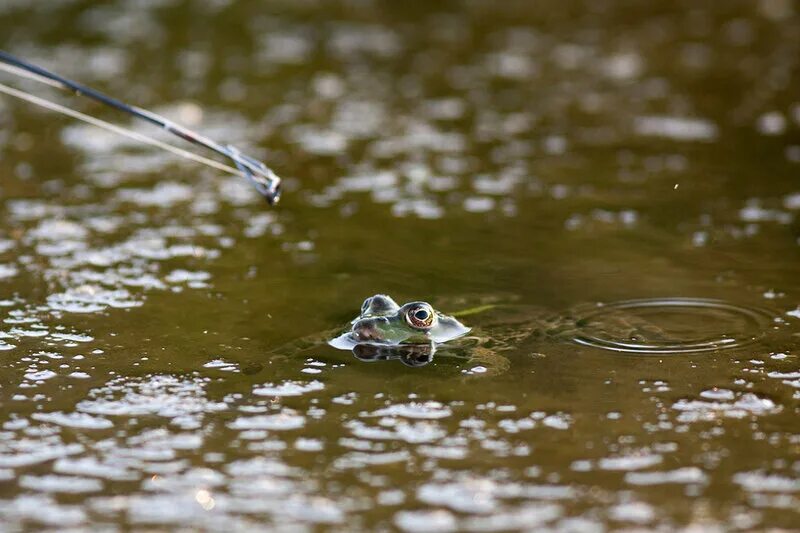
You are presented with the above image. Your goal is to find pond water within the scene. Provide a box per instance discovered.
[1,0,799,530]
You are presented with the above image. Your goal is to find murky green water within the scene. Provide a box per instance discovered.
[1,0,799,530]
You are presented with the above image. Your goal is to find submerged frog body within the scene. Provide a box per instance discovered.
[256,294,771,377]
[323,294,774,375]
[327,294,540,374]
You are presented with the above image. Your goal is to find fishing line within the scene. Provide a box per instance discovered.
[0,81,242,176]
[0,50,281,204]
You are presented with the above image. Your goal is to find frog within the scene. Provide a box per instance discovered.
[249,294,769,377]
[327,294,475,369]
[325,294,654,376]
[245,294,513,375]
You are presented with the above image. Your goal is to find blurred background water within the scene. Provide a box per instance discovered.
[0,0,799,530]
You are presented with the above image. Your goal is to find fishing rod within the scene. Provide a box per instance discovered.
[0,50,281,205]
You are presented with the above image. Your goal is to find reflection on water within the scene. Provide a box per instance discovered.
[1,0,800,530]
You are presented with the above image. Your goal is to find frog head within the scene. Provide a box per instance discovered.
[328,294,471,350]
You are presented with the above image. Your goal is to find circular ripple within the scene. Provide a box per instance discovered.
[571,298,774,354]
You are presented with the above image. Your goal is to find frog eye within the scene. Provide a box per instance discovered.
[405,304,436,330]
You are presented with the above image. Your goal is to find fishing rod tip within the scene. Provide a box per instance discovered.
[265,181,281,205]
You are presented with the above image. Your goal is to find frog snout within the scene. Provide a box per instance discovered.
[351,318,385,342]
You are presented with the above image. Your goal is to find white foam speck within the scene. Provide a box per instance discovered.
[228,413,306,431]
[625,467,708,486]
[24,370,57,381]
[32,412,113,430]
[253,380,325,397]
[699,388,735,401]
[0,443,84,468]
[19,474,103,493]
[368,402,452,420]
[599,454,663,471]
[395,510,457,532]
[634,115,717,141]
[294,438,324,452]
[609,501,655,524]
[733,471,799,493]
[54,457,139,481]
[0,264,18,279]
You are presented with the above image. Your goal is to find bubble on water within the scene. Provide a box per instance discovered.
[468,504,565,531]
[253,380,325,397]
[0,264,18,279]
[31,412,113,430]
[634,116,718,141]
[24,370,57,381]
[417,478,574,515]
[77,375,227,429]
[11,327,48,338]
[348,420,445,444]
[700,388,735,401]
[368,401,452,420]
[117,182,194,207]
[602,52,643,80]
[125,493,215,525]
[203,359,239,372]
[291,127,348,155]
[599,454,663,471]
[487,52,537,80]
[47,285,143,313]
[0,443,84,469]
[54,457,140,481]
[733,471,800,493]
[19,474,103,494]
[28,219,88,241]
[672,392,780,422]
[739,203,792,224]
[783,193,800,210]
[418,445,468,460]
[542,414,572,430]
[391,199,445,219]
[0,495,86,526]
[473,174,520,196]
[142,468,225,492]
[243,213,276,238]
[225,457,297,478]
[50,332,93,343]
[498,417,536,433]
[228,412,306,431]
[165,269,211,284]
[609,501,655,524]
[767,370,800,379]
[463,196,496,213]
[625,467,708,486]
[334,450,411,470]
[294,438,324,452]
[756,111,787,135]
[395,509,457,533]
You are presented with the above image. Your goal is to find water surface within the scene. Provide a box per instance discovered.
[1,0,799,530]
